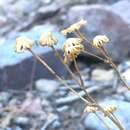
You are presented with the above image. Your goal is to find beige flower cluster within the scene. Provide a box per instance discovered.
[14,19,109,63]
[92,35,109,48]
[63,38,84,63]
[61,19,87,36]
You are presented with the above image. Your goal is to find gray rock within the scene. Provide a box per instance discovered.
[41,113,60,130]
[35,79,59,93]
[109,0,130,26]
[57,105,69,112]
[13,116,30,126]
[51,120,61,129]
[0,92,12,103]
[67,4,130,62]
[84,99,130,130]
[37,3,60,19]
[91,68,114,81]
[15,127,23,130]
[41,98,53,112]
[123,91,130,101]
[118,61,130,72]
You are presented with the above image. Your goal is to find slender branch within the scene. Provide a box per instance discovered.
[95,113,112,130]
[99,46,130,91]
[51,46,94,103]
[73,59,95,103]
[27,48,90,105]
[28,48,125,130]
[76,29,130,91]
[82,50,106,62]
[74,31,125,130]
[51,46,81,86]
[73,59,84,87]
[75,30,90,43]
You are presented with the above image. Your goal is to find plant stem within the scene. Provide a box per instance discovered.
[74,31,125,130]
[73,59,95,103]
[28,48,90,105]
[51,46,81,86]
[99,46,130,91]
[28,48,125,130]
[51,46,94,103]
[76,29,130,91]
[82,50,106,62]
[75,30,90,43]
[95,113,112,130]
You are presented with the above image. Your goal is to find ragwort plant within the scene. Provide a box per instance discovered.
[14,19,130,130]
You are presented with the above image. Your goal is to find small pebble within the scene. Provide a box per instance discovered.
[13,116,30,126]
[0,92,12,103]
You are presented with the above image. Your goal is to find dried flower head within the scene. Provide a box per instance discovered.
[14,36,34,53]
[39,32,58,47]
[92,35,109,48]
[84,105,99,113]
[61,19,87,36]
[63,38,84,63]
[61,28,71,36]
[104,105,117,116]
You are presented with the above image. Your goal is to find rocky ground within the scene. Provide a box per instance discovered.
[0,0,130,129]
[0,61,130,130]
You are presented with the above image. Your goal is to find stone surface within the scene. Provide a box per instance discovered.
[109,0,130,26]
[91,68,114,81]
[0,92,12,103]
[35,79,59,94]
[123,91,130,101]
[84,99,130,130]
[122,69,130,85]
[37,3,60,19]
[67,4,130,62]
[13,116,30,126]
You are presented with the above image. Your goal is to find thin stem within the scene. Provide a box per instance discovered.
[76,29,130,91]
[111,113,124,128]
[28,49,125,130]
[28,49,90,105]
[51,46,81,87]
[74,31,125,130]
[99,46,130,91]
[51,46,94,103]
[100,46,110,57]
[73,59,84,87]
[73,59,95,103]
[75,30,90,43]
[82,50,106,62]
[95,113,112,130]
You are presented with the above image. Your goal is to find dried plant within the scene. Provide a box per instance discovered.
[13,18,129,130]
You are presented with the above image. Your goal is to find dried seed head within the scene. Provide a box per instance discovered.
[92,35,109,48]
[39,32,58,47]
[63,38,84,63]
[61,19,87,36]
[14,36,35,53]
[104,105,117,116]
[84,105,99,113]
[61,28,71,36]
